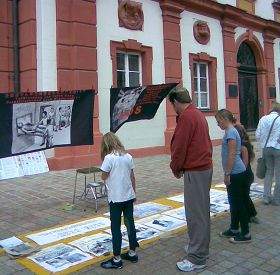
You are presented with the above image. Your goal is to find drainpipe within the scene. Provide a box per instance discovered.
[13,0,20,93]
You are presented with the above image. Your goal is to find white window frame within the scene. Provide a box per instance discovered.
[193,62,210,109]
[117,51,142,87]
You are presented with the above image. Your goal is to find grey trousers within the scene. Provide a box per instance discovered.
[263,147,280,203]
[184,169,213,265]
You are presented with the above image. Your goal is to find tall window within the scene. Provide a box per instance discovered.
[193,62,210,109]
[117,52,141,88]
[189,53,217,113]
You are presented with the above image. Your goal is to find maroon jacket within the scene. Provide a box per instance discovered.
[170,104,213,177]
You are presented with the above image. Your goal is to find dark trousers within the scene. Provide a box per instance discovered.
[245,169,257,218]
[109,199,139,256]
[227,171,250,235]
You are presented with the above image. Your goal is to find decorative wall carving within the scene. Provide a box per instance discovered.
[118,0,144,31]
[193,21,210,45]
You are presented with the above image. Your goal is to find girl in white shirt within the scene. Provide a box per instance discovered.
[100,132,139,269]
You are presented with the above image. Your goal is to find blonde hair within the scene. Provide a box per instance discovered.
[100,132,125,160]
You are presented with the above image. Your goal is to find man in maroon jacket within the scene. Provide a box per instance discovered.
[168,87,213,272]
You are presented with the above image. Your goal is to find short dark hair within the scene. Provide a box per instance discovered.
[269,101,280,114]
[168,87,192,104]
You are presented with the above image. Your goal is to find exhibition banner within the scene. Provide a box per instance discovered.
[110,83,178,132]
[0,90,94,158]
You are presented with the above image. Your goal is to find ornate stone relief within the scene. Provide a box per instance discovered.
[193,21,210,45]
[118,0,144,31]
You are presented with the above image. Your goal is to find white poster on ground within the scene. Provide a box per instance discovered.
[26,217,111,245]
[103,201,172,218]
[163,206,186,221]
[166,194,184,203]
[28,243,92,273]
[70,233,128,257]
[105,223,162,243]
[138,214,186,232]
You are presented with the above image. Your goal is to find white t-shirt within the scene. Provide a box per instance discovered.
[100,152,136,203]
[256,112,280,149]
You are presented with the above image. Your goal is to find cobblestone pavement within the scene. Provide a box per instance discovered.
[0,142,279,274]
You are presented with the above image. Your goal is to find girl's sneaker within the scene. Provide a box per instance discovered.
[219,229,239,238]
[101,257,123,269]
[229,233,251,244]
[121,252,138,263]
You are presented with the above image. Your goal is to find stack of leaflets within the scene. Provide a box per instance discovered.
[0,236,40,259]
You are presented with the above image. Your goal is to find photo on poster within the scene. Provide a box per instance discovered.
[105,223,162,243]
[28,243,92,273]
[12,100,73,154]
[70,233,128,257]
[138,214,186,232]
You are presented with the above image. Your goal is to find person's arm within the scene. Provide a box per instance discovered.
[241,145,249,167]
[101,171,109,181]
[100,155,110,181]
[224,139,236,185]
[130,169,136,192]
[170,115,192,178]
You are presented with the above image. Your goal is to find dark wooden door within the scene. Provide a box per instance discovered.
[237,42,259,130]
[238,71,259,130]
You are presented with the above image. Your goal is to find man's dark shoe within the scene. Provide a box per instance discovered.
[121,252,138,263]
[219,229,239,238]
[229,233,251,244]
[100,257,123,269]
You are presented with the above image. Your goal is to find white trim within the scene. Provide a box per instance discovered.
[36,0,57,158]
[36,0,57,92]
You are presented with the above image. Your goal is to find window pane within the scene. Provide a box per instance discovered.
[194,92,199,106]
[199,64,206,77]
[129,72,140,87]
[128,55,139,71]
[200,93,208,108]
[194,77,198,91]
[117,71,125,88]
[200,78,207,92]
[117,53,125,70]
[194,63,197,77]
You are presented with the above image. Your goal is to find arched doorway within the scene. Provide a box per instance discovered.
[237,42,259,130]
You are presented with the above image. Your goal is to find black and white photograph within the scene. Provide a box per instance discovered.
[70,233,129,257]
[138,214,186,232]
[28,244,92,273]
[13,100,73,154]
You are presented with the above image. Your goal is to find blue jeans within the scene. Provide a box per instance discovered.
[109,199,139,256]
[227,171,249,235]
[263,147,280,203]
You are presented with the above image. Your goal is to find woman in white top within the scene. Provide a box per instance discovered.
[100,132,139,269]
[256,102,280,205]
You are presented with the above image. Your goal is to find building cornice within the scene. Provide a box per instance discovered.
[157,0,280,37]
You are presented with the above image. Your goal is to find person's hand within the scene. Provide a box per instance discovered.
[173,171,183,179]
[224,175,231,185]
